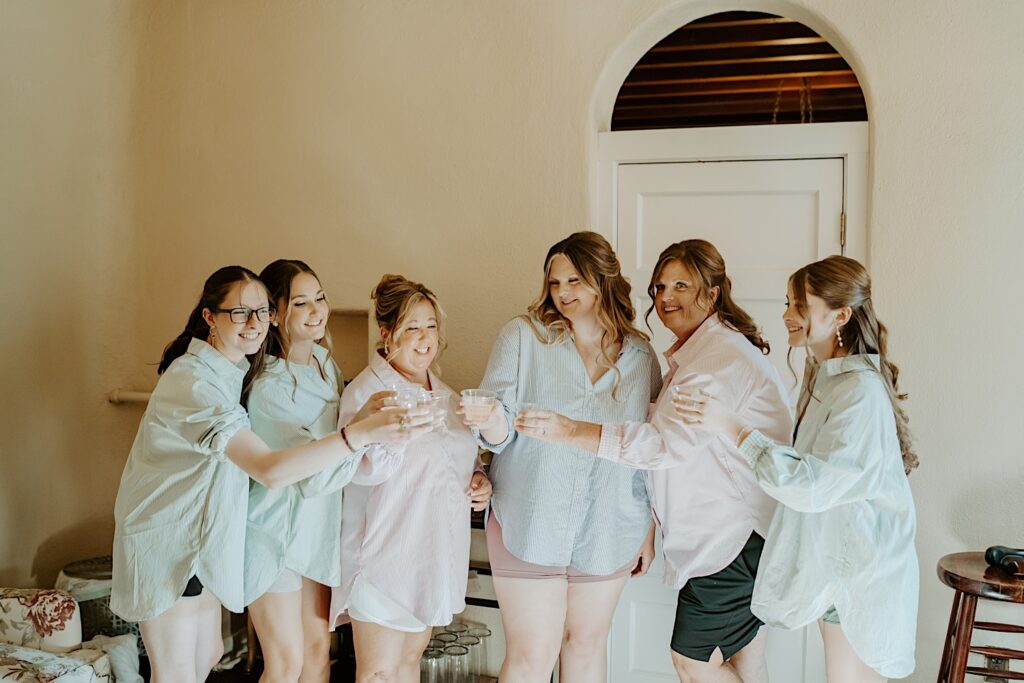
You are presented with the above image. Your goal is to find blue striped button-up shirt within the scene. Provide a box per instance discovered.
[478,316,661,575]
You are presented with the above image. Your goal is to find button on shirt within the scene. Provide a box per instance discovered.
[331,351,481,627]
[739,354,918,679]
[478,317,660,575]
[597,315,793,589]
[112,339,252,621]
[245,345,369,603]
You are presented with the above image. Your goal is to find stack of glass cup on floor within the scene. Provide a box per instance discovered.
[420,619,493,682]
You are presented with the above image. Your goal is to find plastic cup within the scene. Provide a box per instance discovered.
[461,389,497,423]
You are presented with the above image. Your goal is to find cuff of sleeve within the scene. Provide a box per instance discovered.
[738,429,775,469]
[472,417,513,452]
[596,423,624,462]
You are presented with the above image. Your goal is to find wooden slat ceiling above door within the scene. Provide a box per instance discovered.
[611,11,867,130]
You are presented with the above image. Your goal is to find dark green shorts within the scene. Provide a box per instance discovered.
[671,532,764,662]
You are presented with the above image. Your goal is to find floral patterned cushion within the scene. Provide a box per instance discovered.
[0,589,81,653]
[0,643,110,683]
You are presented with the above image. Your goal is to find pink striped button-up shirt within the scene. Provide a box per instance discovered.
[597,315,793,589]
[330,351,481,627]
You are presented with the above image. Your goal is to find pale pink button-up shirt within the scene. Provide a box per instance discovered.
[597,315,793,589]
[330,351,481,627]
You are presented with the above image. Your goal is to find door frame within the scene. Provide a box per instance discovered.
[592,121,869,263]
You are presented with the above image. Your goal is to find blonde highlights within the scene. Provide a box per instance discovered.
[371,274,447,366]
[522,231,649,396]
[789,255,918,474]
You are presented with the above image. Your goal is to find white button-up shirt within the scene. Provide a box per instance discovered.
[112,339,252,621]
[739,354,918,679]
[597,315,793,588]
[331,351,481,627]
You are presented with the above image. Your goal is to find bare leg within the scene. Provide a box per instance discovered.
[140,592,213,683]
[298,578,332,683]
[728,627,768,683]
[492,576,568,683]
[351,619,432,683]
[559,575,629,683]
[819,621,886,683]
[672,647,744,683]
[193,590,224,681]
[249,589,305,682]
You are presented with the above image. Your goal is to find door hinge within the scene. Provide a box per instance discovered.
[840,211,847,254]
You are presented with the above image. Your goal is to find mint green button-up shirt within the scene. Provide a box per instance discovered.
[112,339,251,621]
[740,354,918,679]
[244,345,366,603]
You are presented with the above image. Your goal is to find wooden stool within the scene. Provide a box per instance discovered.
[937,552,1024,682]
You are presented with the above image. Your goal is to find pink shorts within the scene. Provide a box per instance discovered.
[485,514,637,583]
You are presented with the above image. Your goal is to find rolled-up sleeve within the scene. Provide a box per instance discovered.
[739,379,886,513]
[474,320,521,453]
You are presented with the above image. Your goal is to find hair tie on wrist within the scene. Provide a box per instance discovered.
[340,426,355,451]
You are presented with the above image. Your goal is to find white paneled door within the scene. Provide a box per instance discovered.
[607,156,849,683]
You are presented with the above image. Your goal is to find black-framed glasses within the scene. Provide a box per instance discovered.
[212,306,273,324]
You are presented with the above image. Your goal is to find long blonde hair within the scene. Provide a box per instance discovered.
[371,274,447,369]
[645,240,770,354]
[790,255,918,474]
[521,232,648,396]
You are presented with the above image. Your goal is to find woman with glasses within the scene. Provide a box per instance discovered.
[111,266,433,683]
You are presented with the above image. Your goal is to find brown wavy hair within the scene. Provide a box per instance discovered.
[522,231,649,397]
[645,240,769,354]
[790,255,918,474]
[372,274,447,370]
[258,259,335,396]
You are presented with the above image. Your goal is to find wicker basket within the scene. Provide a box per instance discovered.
[61,556,146,658]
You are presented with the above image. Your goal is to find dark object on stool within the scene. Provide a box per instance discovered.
[937,552,1024,682]
[986,546,1024,576]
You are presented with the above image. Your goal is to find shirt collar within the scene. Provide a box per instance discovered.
[368,348,439,390]
[821,353,881,377]
[187,337,250,377]
[666,313,722,363]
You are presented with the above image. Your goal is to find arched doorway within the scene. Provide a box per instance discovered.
[595,8,868,683]
[611,11,866,130]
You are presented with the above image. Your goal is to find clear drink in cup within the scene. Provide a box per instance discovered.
[418,390,448,432]
[517,401,544,419]
[460,389,498,423]
[389,383,425,408]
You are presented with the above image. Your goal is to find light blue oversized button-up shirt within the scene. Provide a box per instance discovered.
[478,316,661,575]
[112,339,251,621]
[740,354,918,679]
[244,344,366,603]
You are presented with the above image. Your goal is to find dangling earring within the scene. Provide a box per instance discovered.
[383,340,390,356]
[836,326,844,348]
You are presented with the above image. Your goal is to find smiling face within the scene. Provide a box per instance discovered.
[280,271,329,348]
[204,279,270,363]
[653,259,719,341]
[547,253,599,325]
[783,280,850,360]
[384,298,439,382]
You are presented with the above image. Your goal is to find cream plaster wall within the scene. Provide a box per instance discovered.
[0,1,145,586]
[2,1,1022,680]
